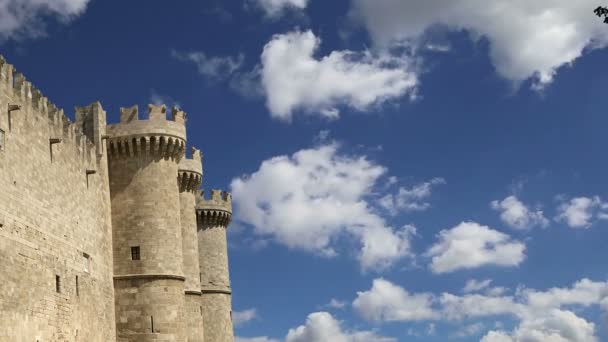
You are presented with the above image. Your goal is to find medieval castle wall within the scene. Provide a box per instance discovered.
[0,57,116,341]
[0,55,235,342]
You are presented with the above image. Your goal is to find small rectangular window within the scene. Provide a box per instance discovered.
[131,246,140,261]
[55,275,61,293]
[0,128,4,151]
[75,276,79,297]
[83,253,90,273]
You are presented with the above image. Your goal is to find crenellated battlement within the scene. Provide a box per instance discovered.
[0,55,104,167]
[116,104,187,126]
[196,190,232,226]
[178,147,204,193]
[107,104,187,161]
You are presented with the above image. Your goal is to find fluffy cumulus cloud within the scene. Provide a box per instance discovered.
[425,222,526,274]
[555,196,608,229]
[350,0,608,89]
[379,178,445,215]
[0,0,90,39]
[230,143,413,270]
[251,0,308,17]
[260,30,418,120]
[285,312,395,342]
[491,196,549,230]
[354,277,608,341]
[352,278,438,322]
[481,309,598,342]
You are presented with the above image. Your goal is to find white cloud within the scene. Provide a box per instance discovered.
[522,278,608,309]
[426,222,526,274]
[233,308,257,326]
[325,298,348,309]
[491,196,549,230]
[440,292,524,321]
[0,0,90,39]
[350,0,608,89]
[482,309,597,342]
[352,278,438,322]
[463,279,493,293]
[230,143,413,270]
[260,30,418,121]
[380,178,445,215]
[171,50,244,80]
[285,312,396,342]
[236,337,280,342]
[352,277,608,341]
[353,278,608,342]
[251,0,308,17]
[555,196,608,229]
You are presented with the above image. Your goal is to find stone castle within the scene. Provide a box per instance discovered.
[0,55,235,341]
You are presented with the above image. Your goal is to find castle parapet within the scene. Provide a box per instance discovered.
[178,147,203,193]
[106,104,186,160]
[0,55,103,165]
[196,190,232,226]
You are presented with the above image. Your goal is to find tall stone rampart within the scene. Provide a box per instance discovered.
[0,55,117,341]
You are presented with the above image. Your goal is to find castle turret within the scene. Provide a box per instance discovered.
[107,104,187,341]
[179,147,205,341]
[196,190,235,342]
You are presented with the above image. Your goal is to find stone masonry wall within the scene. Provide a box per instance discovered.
[0,59,116,341]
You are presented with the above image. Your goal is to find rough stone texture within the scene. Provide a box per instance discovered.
[108,104,188,342]
[200,294,234,342]
[0,57,116,341]
[0,55,235,342]
[184,294,205,342]
[179,148,205,342]
[114,278,185,342]
[197,191,235,342]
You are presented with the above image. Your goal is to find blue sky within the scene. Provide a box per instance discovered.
[4,0,608,341]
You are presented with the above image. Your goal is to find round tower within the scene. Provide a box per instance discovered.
[196,190,235,342]
[178,148,205,342]
[107,104,187,342]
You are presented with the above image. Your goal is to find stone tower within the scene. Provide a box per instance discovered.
[178,147,205,341]
[107,104,188,341]
[196,190,235,342]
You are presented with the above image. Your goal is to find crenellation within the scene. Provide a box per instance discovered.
[1,54,235,342]
[119,105,138,123]
[197,189,233,214]
[148,103,167,120]
[171,106,187,124]
[192,147,203,162]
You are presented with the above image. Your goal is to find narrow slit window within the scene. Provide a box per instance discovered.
[131,246,140,261]
[75,276,79,297]
[151,316,155,333]
[55,275,61,293]
[83,253,90,273]
[0,128,4,151]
